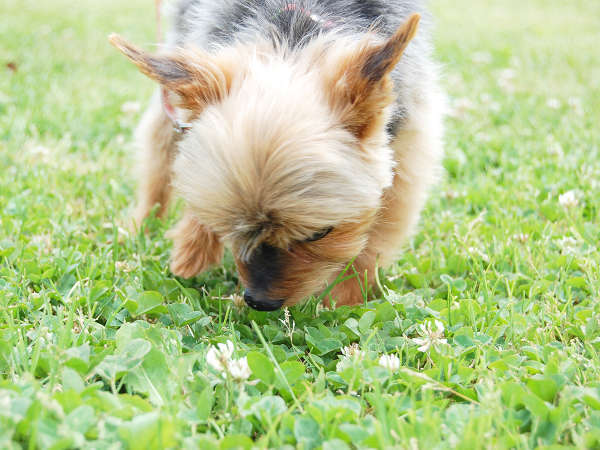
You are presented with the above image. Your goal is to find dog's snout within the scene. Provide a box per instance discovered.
[241,244,285,311]
[243,290,284,312]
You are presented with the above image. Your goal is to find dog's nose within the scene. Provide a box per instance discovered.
[243,291,284,312]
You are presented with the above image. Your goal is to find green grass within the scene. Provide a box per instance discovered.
[1,0,599,448]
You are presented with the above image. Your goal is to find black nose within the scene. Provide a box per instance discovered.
[243,291,284,312]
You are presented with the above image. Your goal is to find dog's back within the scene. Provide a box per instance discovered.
[172,0,436,133]
[174,0,428,44]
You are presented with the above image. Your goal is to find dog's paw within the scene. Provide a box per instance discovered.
[131,202,167,233]
[170,244,210,279]
[167,215,223,279]
[130,210,148,234]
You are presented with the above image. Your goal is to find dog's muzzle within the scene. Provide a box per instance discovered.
[243,291,284,312]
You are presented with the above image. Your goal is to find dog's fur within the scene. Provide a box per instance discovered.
[110,0,444,311]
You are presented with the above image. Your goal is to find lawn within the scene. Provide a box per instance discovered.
[1,0,599,448]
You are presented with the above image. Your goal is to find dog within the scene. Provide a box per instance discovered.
[110,0,443,311]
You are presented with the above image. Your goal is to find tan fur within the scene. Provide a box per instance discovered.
[235,218,371,304]
[327,81,444,306]
[320,14,420,140]
[368,79,445,267]
[112,13,443,309]
[167,210,224,278]
[170,46,391,252]
[109,34,233,116]
[133,92,177,226]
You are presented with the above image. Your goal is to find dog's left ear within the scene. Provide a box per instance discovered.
[325,14,420,139]
[109,34,231,112]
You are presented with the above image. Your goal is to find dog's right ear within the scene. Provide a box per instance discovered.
[109,34,231,112]
[322,14,420,140]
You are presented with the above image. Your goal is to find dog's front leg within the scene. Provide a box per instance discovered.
[133,92,178,227]
[167,211,224,279]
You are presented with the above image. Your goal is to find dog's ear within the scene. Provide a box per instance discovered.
[109,34,230,112]
[325,14,420,139]
[358,13,420,84]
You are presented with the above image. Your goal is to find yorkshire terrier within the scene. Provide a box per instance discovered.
[110,0,443,311]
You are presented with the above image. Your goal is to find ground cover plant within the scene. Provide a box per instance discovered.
[1,0,599,448]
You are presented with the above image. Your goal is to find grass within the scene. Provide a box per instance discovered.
[1,0,599,448]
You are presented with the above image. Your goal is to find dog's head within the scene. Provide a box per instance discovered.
[111,14,420,310]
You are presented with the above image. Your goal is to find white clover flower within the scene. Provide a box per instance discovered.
[497,68,516,93]
[228,357,251,382]
[378,354,401,371]
[341,343,366,361]
[471,51,492,64]
[468,246,490,263]
[547,139,564,157]
[206,341,235,372]
[336,343,367,373]
[547,98,561,109]
[31,145,51,156]
[558,190,579,208]
[498,68,516,80]
[556,236,578,255]
[115,261,135,273]
[206,341,252,383]
[412,320,448,353]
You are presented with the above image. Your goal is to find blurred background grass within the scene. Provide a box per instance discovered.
[1,0,598,149]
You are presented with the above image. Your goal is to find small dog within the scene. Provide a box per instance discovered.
[110,0,443,311]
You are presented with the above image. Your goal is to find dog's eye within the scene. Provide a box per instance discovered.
[306,227,333,242]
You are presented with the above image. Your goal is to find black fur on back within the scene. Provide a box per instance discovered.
[175,0,428,47]
[171,0,435,133]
